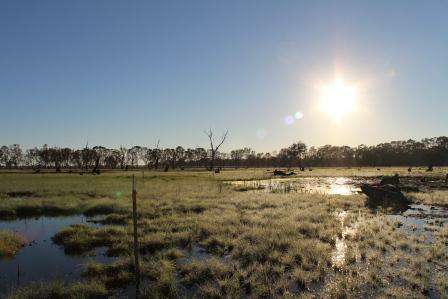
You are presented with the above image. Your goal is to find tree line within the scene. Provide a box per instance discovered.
[0,136,447,171]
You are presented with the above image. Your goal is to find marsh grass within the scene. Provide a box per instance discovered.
[0,230,26,259]
[7,280,108,299]
[408,190,448,207]
[2,169,447,297]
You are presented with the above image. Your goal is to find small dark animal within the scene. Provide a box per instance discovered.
[426,165,433,172]
[408,167,412,172]
[377,168,381,171]
[300,167,305,171]
[308,168,313,171]
[214,168,220,174]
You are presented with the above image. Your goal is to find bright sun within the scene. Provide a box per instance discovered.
[318,78,357,121]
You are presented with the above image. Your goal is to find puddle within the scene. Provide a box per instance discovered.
[0,215,114,295]
[386,204,448,243]
[177,245,215,266]
[229,177,368,195]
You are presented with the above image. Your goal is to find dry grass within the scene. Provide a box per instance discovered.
[408,190,448,207]
[1,168,447,298]
[0,230,26,259]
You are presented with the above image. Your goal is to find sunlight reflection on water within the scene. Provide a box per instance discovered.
[229,177,362,195]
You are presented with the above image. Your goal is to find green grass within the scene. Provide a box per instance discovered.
[1,168,447,298]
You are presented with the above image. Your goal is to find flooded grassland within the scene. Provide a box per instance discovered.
[0,169,447,298]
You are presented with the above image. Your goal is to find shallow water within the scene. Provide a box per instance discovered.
[331,203,448,270]
[229,177,369,195]
[387,204,448,243]
[0,215,114,295]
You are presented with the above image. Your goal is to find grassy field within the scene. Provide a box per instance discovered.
[0,168,447,298]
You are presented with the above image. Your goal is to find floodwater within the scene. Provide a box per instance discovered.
[229,177,368,195]
[0,215,114,296]
[388,204,448,243]
[331,203,448,269]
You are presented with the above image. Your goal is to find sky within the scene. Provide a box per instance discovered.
[1,1,447,152]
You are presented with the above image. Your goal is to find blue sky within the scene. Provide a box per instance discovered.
[1,1,447,151]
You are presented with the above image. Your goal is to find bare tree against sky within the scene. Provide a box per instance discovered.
[205,129,228,170]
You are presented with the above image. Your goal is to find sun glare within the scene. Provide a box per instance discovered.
[318,78,357,121]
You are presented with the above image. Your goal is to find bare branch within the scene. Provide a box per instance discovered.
[204,129,214,150]
[215,130,228,151]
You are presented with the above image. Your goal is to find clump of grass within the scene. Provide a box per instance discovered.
[52,224,128,255]
[141,258,178,297]
[179,257,232,287]
[0,230,26,259]
[83,258,134,288]
[7,280,108,299]
[407,190,448,207]
[96,213,130,225]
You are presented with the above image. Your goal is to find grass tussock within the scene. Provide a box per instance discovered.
[0,230,26,259]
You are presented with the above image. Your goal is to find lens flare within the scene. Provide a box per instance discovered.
[284,115,294,126]
[318,78,357,121]
[294,111,304,120]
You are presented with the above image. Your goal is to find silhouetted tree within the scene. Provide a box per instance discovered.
[205,129,228,170]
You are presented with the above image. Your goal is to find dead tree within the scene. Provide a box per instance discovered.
[204,129,228,171]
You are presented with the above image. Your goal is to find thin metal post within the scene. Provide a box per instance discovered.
[132,174,140,294]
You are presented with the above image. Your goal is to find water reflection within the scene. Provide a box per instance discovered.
[229,177,365,195]
[0,216,114,295]
[331,211,359,268]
